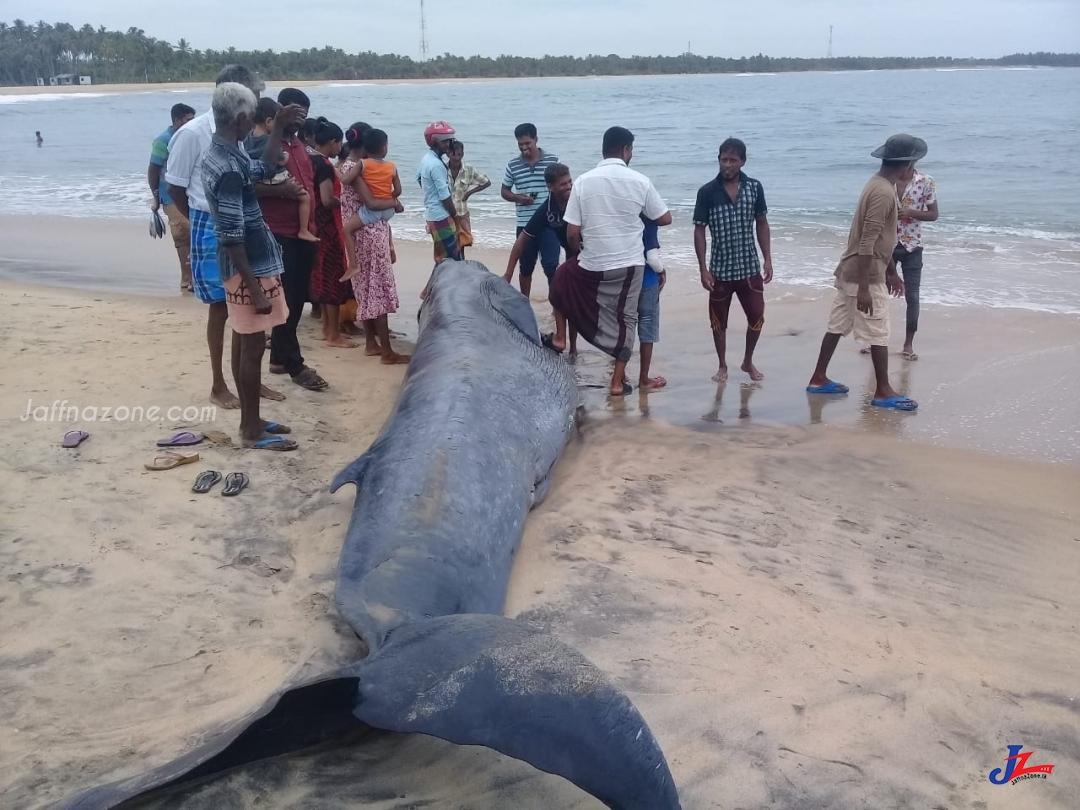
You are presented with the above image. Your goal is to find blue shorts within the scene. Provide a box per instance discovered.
[637,284,660,344]
[190,208,225,304]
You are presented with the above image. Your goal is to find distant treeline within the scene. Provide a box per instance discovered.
[2,19,1078,86]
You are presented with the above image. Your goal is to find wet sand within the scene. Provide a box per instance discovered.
[1,214,1078,809]
[3,215,1078,463]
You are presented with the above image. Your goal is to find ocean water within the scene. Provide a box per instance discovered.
[1,68,1078,314]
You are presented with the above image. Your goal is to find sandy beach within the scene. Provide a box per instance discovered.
[0,77,521,97]
[1,216,1078,809]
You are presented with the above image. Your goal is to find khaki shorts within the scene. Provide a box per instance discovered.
[826,281,890,347]
[162,203,191,253]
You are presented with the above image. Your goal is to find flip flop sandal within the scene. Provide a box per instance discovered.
[292,369,328,391]
[157,431,204,447]
[540,333,564,354]
[191,470,223,494]
[221,472,250,497]
[247,436,298,452]
[609,383,633,397]
[203,430,232,445]
[871,396,919,411]
[806,381,850,395]
[262,422,292,435]
[145,450,200,471]
[62,430,90,448]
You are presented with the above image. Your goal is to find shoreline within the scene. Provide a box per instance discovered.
[2,214,1078,466]
[2,64,1073,96]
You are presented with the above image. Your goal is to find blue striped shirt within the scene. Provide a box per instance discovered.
[502,149,560,227]
[202,137,283,282]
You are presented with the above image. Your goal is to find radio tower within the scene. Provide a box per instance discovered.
[419,0,429,62]
[827,25,833,59]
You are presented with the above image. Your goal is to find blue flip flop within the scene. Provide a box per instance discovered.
[806,381,849,395]
[872,396,919,411]
[262,422,292,435]
[247,436,298,451]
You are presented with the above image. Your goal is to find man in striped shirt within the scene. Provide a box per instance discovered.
[501,123,561,298]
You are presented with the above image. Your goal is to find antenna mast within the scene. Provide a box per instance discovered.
[420,0,429,62]
[827,25,833,59]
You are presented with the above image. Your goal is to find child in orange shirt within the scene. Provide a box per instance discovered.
[340,128,403,281]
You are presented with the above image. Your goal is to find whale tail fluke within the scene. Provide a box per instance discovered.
[57,676,368,810]
[353,614,682,810]
[60,616,680,810]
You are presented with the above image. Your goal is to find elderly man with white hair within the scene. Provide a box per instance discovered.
[165,64,282,410]
[200,82,305,451]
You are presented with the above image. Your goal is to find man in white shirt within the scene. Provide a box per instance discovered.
[165,64,291,409]
[548,127,671,397]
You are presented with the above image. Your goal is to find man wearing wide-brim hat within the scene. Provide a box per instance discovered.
[805,134,924,411]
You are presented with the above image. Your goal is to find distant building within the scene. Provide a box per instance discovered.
[50,74,76,86]
[79,76,92,85]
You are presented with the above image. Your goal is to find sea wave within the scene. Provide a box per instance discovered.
[0,92,120,105]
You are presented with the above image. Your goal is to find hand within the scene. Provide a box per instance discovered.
[274,104,306,132]
[151,196,160,213]
[887,271,905,298]
[856,285,873,315]
[762,258,774,284]
[659,271,667,292]
[279,179,304,200]
[390,245,397,264]
[503,270,514,283]
[518,193,535,205]
[394,200,405,213]
[251,289,272,315]
[899,208,918,220]
[699,270,715,292]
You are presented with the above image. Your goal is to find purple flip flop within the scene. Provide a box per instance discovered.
[157,431,204,447]
[62,430,90,448]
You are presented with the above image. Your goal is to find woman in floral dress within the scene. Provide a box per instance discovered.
[339,123,410,365]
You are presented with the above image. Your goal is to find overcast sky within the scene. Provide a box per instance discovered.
[7,0,1079,59]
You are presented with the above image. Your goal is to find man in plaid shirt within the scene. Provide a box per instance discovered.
[693,138,773,383]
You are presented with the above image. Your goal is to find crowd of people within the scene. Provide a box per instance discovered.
[148,64,938,448]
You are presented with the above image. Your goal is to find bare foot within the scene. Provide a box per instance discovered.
[741,360,765,381]
[365,343,383,356]
[326,337,359,349]
[339,265,361,283]
[381,352,411,365]
[260,384,286,402]
[298,231,320,243]
[640,376,668,391]
[711,366,728,383]
[210,388,240,410]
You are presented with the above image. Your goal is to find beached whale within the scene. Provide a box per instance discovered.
[61,260,681,810]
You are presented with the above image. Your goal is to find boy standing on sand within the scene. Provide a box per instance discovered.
[203,83,300,450]
[693,137,773,383]
[806,134,923,411]
[894,161,939,360]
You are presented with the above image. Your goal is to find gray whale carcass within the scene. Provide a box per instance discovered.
[61,260,681,810]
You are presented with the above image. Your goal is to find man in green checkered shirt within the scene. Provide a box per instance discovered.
[693,138,773,383]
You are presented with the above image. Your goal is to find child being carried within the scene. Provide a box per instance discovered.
[339,128,403,281]
[246,98,318,243]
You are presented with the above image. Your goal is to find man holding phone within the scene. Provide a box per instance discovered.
[501,123,561,298]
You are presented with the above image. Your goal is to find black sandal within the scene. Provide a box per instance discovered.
[191,470,222,494]
[221,472,250,497]
[292,368,328,391]
[610,383,633,397]
[541,333,564,354]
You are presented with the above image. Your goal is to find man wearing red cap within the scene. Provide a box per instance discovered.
[417,121,462,273]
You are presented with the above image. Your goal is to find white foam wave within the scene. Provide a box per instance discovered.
[0,92,119,105]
